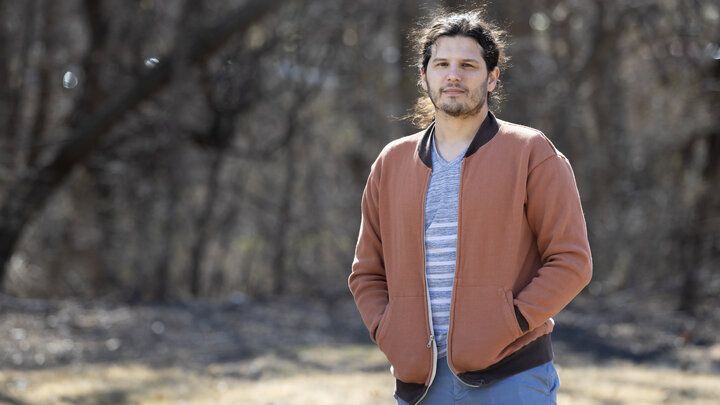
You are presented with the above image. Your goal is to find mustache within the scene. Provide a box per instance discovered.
[440,85,468,92]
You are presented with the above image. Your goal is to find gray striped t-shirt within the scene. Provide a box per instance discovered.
[424,135,467,358]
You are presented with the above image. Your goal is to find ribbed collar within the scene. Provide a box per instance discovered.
[417,111,500,169]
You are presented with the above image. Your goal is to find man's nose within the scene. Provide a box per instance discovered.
[447,65,461,81]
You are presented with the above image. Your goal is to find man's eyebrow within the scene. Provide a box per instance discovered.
[431,57,481,63]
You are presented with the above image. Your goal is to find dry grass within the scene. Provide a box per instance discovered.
[555,362,720,405]
[2,345,720,405]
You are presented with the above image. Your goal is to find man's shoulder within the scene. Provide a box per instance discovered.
[366,130,424,178]
[377,130,424,159]
[496,119,558,154]
[497,119,546,140]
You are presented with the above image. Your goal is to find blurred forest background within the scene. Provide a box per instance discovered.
[0,0,719,403]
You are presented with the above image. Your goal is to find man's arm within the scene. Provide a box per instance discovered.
[514,153,593,330]
[348,167,389,343]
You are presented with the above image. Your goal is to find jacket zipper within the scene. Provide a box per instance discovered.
[416,169,437,405]
[445,158,480,388]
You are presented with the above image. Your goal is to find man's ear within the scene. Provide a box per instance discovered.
[487,67,500,92]
[420,69,428,92]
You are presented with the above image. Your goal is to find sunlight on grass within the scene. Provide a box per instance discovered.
[1,345,719,404]
[556,362,720,405]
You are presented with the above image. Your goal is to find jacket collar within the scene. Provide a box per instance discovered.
[417,111,500,168]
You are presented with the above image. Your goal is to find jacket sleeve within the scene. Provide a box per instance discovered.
[348,164,389,343]
[514,153,592,330]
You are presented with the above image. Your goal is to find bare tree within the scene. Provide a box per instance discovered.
[0,0,286,289]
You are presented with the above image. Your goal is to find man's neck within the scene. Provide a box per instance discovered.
[433,105,488,162]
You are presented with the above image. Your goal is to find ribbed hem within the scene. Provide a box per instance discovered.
[456,334,554,386]
[394,334,554,404]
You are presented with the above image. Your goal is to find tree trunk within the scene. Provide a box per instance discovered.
[189,145,226,298]
[3,0,36,173]
[271,139,297,295]
[154,167,180,302]
[678,224,701,314]
[269,88,313,295]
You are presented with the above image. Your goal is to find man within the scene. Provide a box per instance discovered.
[348,9,592,405]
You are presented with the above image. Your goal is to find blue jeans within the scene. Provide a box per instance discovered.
[395,358,559,405]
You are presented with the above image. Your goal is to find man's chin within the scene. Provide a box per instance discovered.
[441,107,473,118]
[437,101,485,118]
[439,103,467,116]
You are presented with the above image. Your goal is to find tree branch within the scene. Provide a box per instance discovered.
[0,0,288,288]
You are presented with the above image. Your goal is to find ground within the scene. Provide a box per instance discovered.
[0,291,718,404]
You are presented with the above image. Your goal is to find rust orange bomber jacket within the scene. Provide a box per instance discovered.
[349,112,592,403]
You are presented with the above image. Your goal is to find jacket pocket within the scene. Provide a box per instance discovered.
[448,286,524,372]
[374,302,393,343]
[503,289,525,337]
[375,296,432,384]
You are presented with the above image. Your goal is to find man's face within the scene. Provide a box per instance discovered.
[421,36,499,119]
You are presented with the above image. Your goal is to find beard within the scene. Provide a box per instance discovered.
[426,79,487,119]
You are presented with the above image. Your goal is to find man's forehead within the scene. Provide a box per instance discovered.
[431,36,484,59]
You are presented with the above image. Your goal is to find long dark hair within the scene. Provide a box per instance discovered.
[404,9,508,128]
